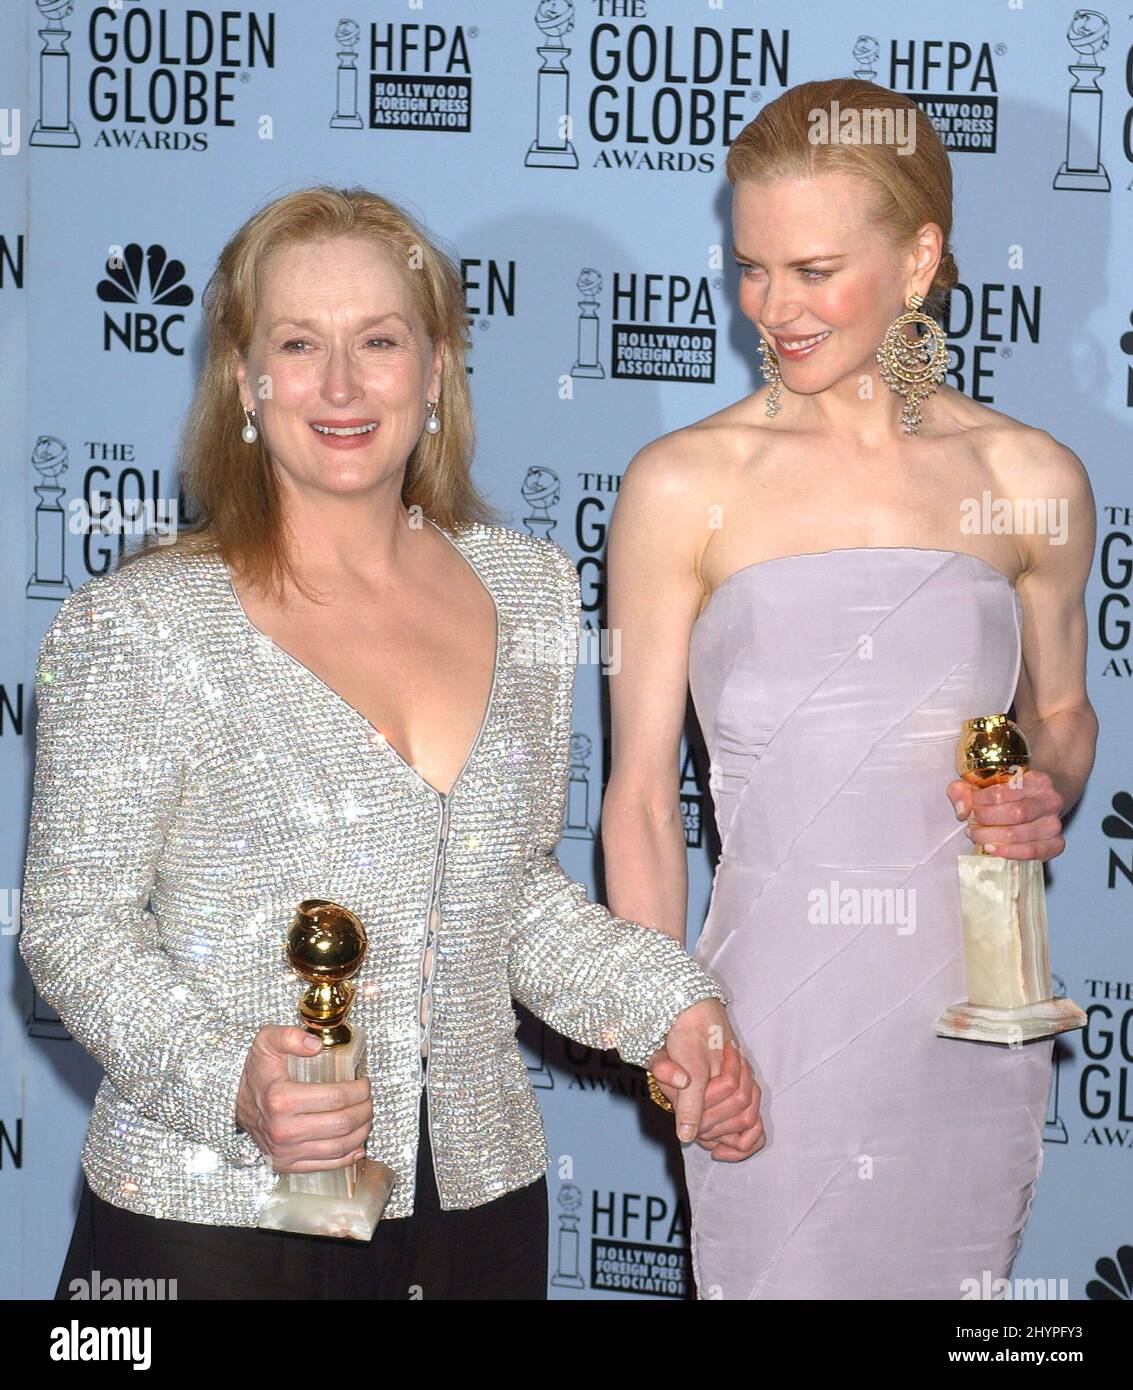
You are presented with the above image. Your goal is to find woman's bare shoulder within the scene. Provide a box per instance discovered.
[622,392,774,505]
[935,388,1073,468]
[956,397,1093,501]
[945,395,1096,574]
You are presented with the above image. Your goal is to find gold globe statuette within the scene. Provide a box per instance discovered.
[255,898,394,1240]
[935,715,1086,1045]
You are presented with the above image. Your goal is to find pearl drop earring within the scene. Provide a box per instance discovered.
[424,398,441,435]
[241,406,258,444]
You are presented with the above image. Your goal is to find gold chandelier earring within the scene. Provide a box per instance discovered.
[757,336,782,418]
[875,292,949,436]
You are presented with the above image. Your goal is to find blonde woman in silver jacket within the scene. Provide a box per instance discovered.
[20,186,764,1302]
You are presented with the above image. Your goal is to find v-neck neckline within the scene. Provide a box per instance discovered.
[215,517,502,802]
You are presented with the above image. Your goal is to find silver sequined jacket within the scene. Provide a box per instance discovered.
[20,519,726,1227]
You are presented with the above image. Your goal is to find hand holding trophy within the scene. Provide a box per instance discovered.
[256,898,395,1240]
[936,714,1087,1046]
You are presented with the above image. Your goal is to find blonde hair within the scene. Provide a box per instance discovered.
[725,78,958,318]
[120,184,500,594]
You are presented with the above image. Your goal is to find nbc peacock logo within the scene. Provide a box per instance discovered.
[96,243,194,356]
[1086,1243,1132,1299]
[1101,790,1133,891]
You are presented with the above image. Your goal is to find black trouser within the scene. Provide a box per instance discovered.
[54,1087,548,1300]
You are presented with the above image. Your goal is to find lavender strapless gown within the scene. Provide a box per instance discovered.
[684,548,1054,1300]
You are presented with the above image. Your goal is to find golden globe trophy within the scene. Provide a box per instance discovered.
[936,715,1087,1045]
[256,898,394,1240]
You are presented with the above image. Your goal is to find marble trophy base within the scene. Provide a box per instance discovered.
[936,854,1087,1045]
[936,996,1088,1045]
[256,1023,394,1240]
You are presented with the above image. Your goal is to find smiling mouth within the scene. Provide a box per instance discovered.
[774,330,831,352]
[310,422,379,436]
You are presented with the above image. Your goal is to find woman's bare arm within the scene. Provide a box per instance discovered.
[953,434,1099,857]
[602,435,711,945]
[1010,437,1098,813]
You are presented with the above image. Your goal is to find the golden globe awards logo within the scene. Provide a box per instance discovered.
[330,17,473,132]
[1080,979,1133,1146]
[525,2,786,173]
[97,243,194,355]
[461,254,518,375]
[1098,516,1131,678]
[937,274,1040,400]
[33,3,277,152]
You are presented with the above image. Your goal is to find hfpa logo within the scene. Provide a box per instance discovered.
[97,243,194,356]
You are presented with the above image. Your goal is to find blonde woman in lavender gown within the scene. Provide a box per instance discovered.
[601,80,1098,1300]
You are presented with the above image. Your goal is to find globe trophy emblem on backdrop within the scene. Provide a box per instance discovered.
[256,899,394,1240]
[27,436,73,600]
[1053,9,1111,191]
[525,0,579,168]
[564,732,595,841]
[550,1182,585,1290]
[521,465,560,538]
[936,715,1088,1045]
[851,34,881,83]
[29,0,80,148]
[571,268,606,380]
[329,19,364,131]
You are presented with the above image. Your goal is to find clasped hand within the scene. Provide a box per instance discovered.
[646,999,766,1161]
[237,1025,373,1172]
[238,1009,767,1171]
[946,767,1065,861]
